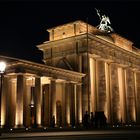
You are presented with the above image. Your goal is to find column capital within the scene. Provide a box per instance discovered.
[55,79,65,83]
[63,80,70,84]
[69,81,78,84]
[89,54,100,59]
[48,77,57,81]
[129,67,139,72]
[75,82,82,86]
[35,75,41,78]
[105,59,114,64]
[15,73,25,76]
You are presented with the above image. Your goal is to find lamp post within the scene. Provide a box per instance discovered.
[0,61,6,131]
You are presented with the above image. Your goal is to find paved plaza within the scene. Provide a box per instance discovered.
[0,127,140,139]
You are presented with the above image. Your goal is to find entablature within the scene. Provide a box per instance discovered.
[89,34,140,70]
[6,59,85,83]
[37,32,140,71]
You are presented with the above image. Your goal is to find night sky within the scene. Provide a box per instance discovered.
[0,0,140,63]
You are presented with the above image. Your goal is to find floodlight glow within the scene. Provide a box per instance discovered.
[0,61,6,73]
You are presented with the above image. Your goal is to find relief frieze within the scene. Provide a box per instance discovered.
[89,39,140,69]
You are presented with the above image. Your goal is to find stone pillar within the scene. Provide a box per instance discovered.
[10,78,16,127]
[5,78,15,128]
[49,79,56,126]
[70,83,75,127]
[42,84,50,127]
[16,74,25,127]
[65,82,71,126]
[74,84,77,126]
[135,72,140,124]
[89,58,97,114]
[76,83,82,125]
[105,62,112,124]
[109,63,120,124]
[118,67,127,123]
[133,71,137,123]
[34,76,42,127]
[1,76,9,127]
[62,82,66,127]
[23,77,33,127]
[125,69,136,123]
[96,60,107,112]
[82,53,89,115]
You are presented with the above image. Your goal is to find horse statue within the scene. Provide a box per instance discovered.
[95,8,114,33]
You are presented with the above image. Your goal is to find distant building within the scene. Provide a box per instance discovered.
[1,20,140,128]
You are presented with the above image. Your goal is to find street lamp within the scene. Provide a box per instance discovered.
[0,61,6,130]
[0,62,6,74]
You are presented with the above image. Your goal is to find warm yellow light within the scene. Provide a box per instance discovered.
[36,105,41,125]
[1,105,6,126]
[133,108,136,122]
[0,61,6,73]
[89,58,94,113]
[118,67,125,123]
[67,109,70,124]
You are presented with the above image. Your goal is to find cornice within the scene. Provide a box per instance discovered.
[6,59,85,83]
[37,33,87,50]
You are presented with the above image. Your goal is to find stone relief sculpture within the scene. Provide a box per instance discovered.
[95,8,114,33]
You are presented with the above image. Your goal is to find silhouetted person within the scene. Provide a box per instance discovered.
[90,112,94,128]
[103,114,107,128]
[99,112,107,128]
[51,115,55,128]
[94,113,98,128]
[83,111,90,128]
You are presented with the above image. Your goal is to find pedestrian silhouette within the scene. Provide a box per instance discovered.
[90,112,95,128]
[83,111,90,128]
[51,115,55,128]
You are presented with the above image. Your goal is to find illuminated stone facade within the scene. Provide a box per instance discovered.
[1,20,140,129]
[0,56,84,128]
[38,20,140,125]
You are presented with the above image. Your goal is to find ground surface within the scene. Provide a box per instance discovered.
[0,127,140,139]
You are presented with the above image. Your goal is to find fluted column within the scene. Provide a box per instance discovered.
[23,77,33,127]
[7,78,16,128]
[16,74,25,127]
[125,69,136,123]
[105,62,112,124]
[89,58,97,114]
[109,63,120,124]
[123,68,127,123]
[76,83,82,125]
[96,60,107,112]
[42,84,49,126]
[135,72,140,124]
[62,82,66,127]
[118,67,127,123]
[65,82,71,126]
[82,53,89,115]
[1,76,9,127]
[70,83,75,127]
[133,71,137,123]
[49,79,56,126]
[74,84,77,126]
[34,76,42,127]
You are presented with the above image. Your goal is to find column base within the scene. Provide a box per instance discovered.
[31,124,42,128]
[14,125,25,128]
